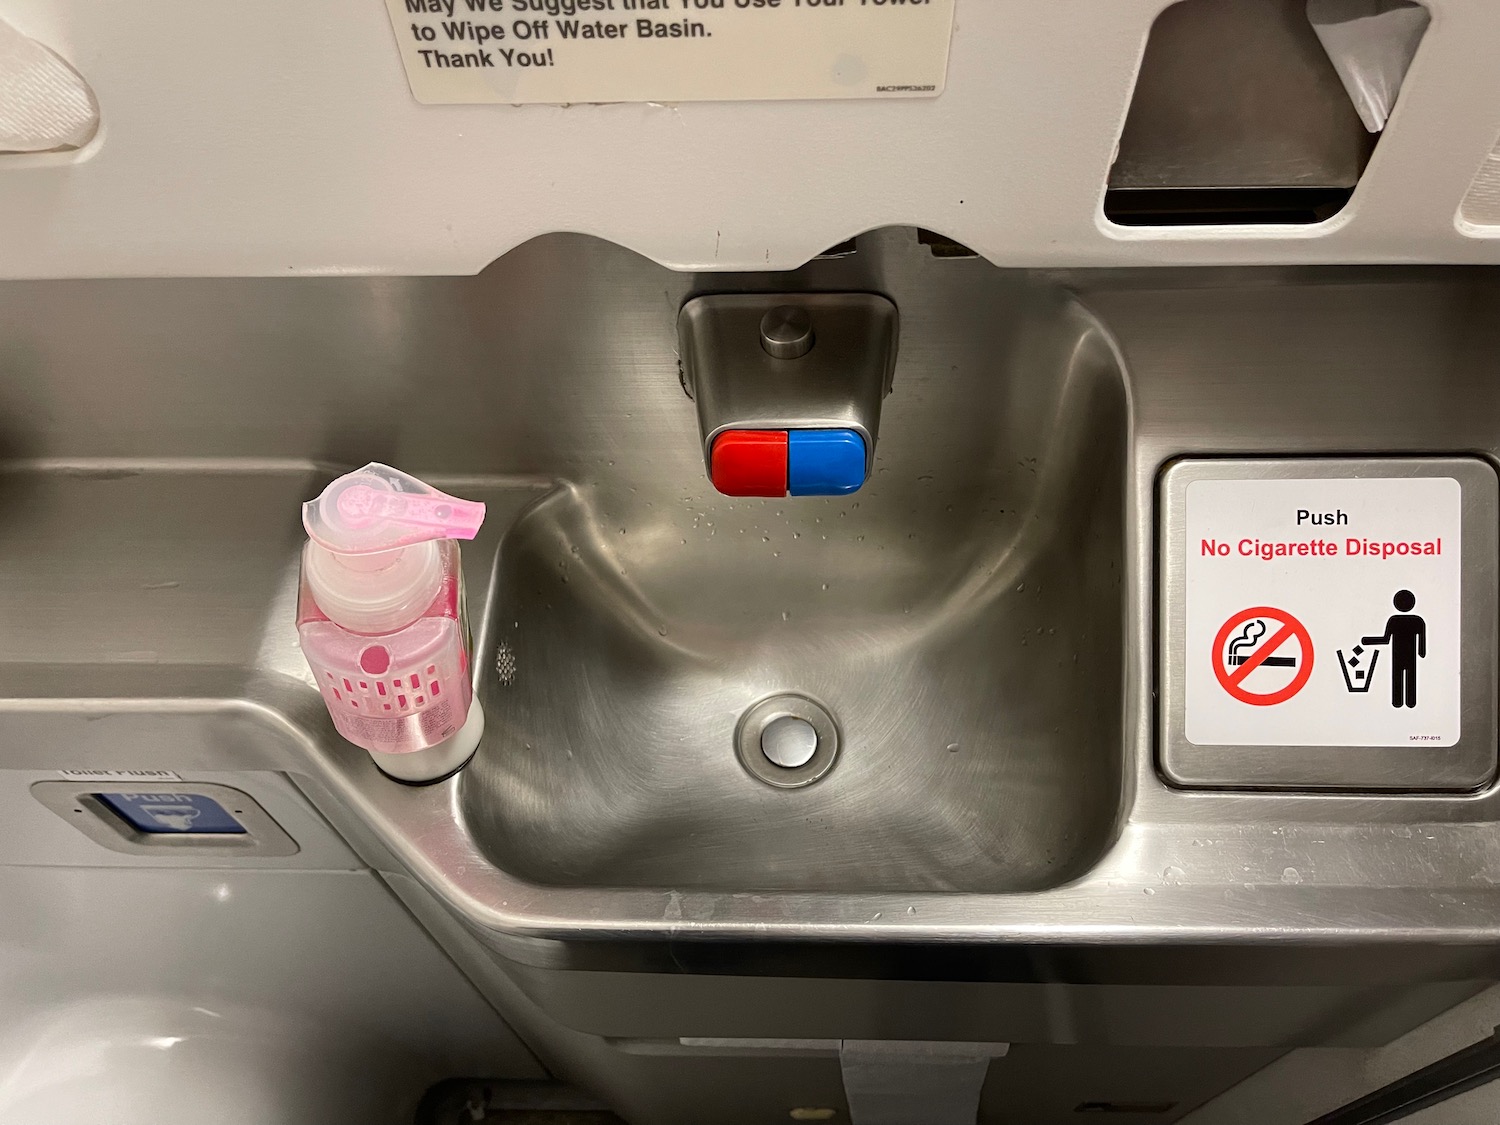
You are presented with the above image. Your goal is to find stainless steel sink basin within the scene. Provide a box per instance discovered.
[462,299,1127,892]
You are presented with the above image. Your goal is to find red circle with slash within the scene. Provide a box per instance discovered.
[1212,606,1314,706]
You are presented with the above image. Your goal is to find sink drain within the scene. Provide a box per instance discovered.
[762,715,818,768]
[735,694,840,788]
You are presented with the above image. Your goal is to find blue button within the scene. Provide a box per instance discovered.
[787,429,867,496]
[95,792,247,834]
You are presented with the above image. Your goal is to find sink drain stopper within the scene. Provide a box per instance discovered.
[735,694,840,788]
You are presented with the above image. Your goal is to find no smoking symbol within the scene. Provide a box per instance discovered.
[1212,606,1315,706]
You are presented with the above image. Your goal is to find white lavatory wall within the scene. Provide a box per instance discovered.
[1,0,1500,277]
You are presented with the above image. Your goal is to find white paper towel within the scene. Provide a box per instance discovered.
[0,16,98,152]
[1307,0,1430,133]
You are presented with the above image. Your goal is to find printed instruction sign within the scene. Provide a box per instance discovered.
[383,0,957,105]
[1184,476,1461,748]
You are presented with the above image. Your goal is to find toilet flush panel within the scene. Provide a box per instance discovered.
[1158,458,1499,791]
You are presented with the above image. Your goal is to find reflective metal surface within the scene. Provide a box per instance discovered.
[5,231,1500,980]
[759,306,815,362]
[1109,0,1377,192]
[759,715,819,771]
[464,288,1125,893]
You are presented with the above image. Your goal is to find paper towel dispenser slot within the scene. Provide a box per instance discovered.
[1105,0,1429,227]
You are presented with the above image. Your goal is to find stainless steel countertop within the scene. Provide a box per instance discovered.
[3,232,1500,960]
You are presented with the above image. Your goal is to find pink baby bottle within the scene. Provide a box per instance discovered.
[297,464,487,783]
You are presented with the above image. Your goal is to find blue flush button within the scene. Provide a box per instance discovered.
[95,792,247,834]
[787,429,867,496]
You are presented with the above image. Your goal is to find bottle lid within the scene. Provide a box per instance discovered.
[303,464,485,555]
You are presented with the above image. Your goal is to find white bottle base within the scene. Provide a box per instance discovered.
[369,697,485,784]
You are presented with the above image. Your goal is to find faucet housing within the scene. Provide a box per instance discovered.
[677,293,898,497]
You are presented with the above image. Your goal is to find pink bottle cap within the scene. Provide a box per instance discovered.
[302,464,485,555]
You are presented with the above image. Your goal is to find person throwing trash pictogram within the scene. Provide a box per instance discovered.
[1362,590,1426,709]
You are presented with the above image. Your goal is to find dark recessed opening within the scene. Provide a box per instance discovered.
[1104,187,1356,227]
[917,229,979,258]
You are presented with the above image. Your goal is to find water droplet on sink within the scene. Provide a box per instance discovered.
[821,582,829,591]
[619,527,627,535]
[946,743,960,753]
[792,531,801,539]
[1016,582,1026,593]
[856,535,865,542]
[1161,865,1185,885]
[570,545,580,555]
[657,626,669,636]
[1142,887,1155,896]
[906,905,916,915]
[1281,867,1303,884]
[762,535,770,543]
[781,611,790,621]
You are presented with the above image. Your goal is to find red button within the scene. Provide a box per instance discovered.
[710,430,788,497]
